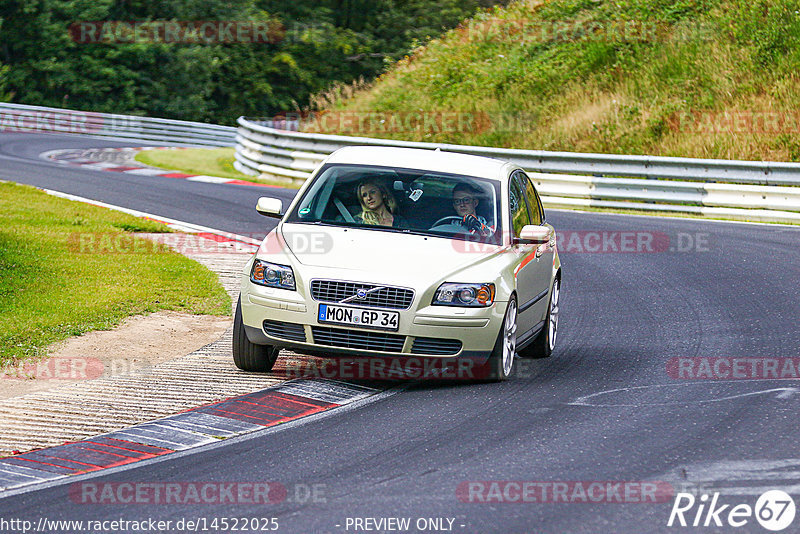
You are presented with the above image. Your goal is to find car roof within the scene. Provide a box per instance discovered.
[324,146,512,180]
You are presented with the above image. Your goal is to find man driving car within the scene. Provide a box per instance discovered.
[452,183,494,237]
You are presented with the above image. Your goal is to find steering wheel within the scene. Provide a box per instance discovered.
[430,216,464,228]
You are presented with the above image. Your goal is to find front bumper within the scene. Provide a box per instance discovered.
[240,282,507,359]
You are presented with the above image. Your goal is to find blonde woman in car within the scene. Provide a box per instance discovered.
[356,179,409,228]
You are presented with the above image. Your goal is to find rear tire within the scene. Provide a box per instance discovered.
[519,277,560,359]
[487,296,517,381]
[233,297,279,372]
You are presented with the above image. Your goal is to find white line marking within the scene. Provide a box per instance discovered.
[38,188,261,245]
[706,485,800,496]
[187,175,234,184]
[570,381,800,407]
[81,162,123,170]
[776,387,799,399]
[661,459,800,496]
[123,168,171,176]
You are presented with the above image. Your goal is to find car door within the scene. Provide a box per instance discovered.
[510,171,552,340]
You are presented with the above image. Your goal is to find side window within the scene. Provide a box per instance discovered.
[521,173,544,225]
[509,174,531,237]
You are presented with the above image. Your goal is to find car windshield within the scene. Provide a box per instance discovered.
[285,164,503,245]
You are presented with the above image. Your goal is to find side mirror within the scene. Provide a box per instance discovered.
[516,225,550,245]
[256,197,283,218]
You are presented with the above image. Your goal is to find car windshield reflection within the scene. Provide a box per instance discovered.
[285,164,503,245]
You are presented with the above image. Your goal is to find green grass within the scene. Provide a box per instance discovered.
[0,182,231,366]
[315,0,800,162]
[134,147,296,187]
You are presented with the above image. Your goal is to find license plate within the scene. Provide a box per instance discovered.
[318,304,400,331]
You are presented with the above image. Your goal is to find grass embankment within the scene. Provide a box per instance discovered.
[313,0,800,162]
[0,182,231,366]
[134,147,244,180]
[134,147,296,188]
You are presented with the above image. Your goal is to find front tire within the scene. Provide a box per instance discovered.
[520,277,560,359]
[233,297,279,372]
[487,296,517,381]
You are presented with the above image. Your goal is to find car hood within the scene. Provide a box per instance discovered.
[279,223,493,285]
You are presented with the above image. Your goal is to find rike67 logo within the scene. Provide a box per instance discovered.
[668,490,796,531]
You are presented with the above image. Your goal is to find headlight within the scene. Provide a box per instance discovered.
[250,259,295,290]
[433,283,495,307]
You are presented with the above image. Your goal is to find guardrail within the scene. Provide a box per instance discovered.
[3,103,796,223]
[235,116,800,223]
[0,102,237,147]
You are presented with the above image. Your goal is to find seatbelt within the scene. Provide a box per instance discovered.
[333,197,355,223]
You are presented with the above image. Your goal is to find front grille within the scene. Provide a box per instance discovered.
[311,326,405,353]
[263,320,306,342]
[310,279,414,310]
[411,337,463,355]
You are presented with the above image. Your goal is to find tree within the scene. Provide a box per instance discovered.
[0,0,507,122]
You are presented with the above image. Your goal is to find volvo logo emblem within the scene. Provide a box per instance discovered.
[340,286,385,304]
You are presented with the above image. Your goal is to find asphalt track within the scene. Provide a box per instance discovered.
[2,133,800,533]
